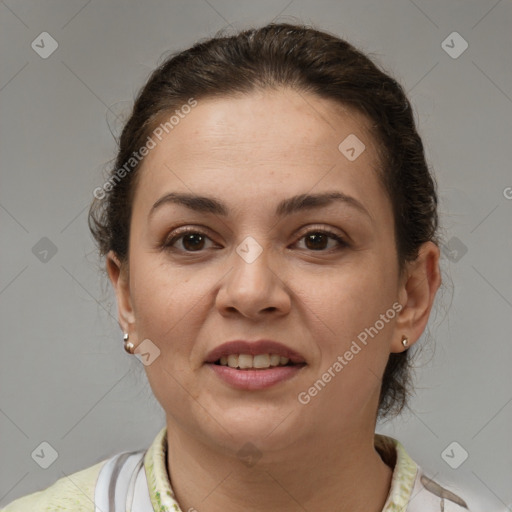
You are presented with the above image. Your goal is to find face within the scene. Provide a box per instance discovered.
[109,88,426,456]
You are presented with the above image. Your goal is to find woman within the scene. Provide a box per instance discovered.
[2,22,473,512]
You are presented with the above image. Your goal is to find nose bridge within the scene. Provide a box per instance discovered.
[217,235,289,317]
[230,235,273,294]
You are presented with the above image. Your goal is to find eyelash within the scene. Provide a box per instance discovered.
[162,226,348,253]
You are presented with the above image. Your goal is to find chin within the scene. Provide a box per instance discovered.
[206,401,303,448]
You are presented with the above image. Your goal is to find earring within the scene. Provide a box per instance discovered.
[401,336,409,348]
[123,333,135,354]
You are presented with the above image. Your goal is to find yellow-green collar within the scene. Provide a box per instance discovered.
[143,427,418,512]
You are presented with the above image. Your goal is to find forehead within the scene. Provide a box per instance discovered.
[133,88,389,221]
[150,89,372,163]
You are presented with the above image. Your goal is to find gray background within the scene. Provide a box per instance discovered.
[1,1,511,511]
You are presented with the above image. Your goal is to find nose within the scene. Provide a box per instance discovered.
[215,243,291,320]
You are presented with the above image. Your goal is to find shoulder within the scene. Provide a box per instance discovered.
[0,459,107,512]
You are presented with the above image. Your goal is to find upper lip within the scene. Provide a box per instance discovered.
[205,340,306,364]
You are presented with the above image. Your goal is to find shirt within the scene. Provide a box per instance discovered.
[0,427,472,511]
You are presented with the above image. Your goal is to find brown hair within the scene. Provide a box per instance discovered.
[89,22,439,419]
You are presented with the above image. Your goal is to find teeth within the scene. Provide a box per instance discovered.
[269,354,280,366]
[238,354,252,369]
[218,354,293,369]
[227,354,238,368]
[253,354,270,368]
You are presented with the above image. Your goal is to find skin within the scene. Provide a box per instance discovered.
[107,88,441,512]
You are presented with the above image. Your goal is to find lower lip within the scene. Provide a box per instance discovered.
[206,363,304,390]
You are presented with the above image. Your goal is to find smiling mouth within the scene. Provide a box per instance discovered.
[213,354,302,370]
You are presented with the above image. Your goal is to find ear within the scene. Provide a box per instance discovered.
[391,241,442,353]
[106,250,136,335]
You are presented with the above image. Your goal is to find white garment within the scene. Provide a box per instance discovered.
[94,450,153,512]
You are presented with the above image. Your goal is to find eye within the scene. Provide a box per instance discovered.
[162,226,348,254]
[163,228,216,252]
[294,228,348,252]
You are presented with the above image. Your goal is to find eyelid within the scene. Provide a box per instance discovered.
[163,224,347,241]
[162,225,217,247]
[295,223,347,240]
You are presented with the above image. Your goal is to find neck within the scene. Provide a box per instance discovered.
[165,420,393,512]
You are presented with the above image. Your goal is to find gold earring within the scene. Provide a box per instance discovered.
[401,336,409,348]
[123,333,135,354]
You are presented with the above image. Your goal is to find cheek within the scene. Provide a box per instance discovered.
[130,254,197,330]
[302,269,397,417]
[312,258,397,331]
[305,256,398,397]
[128,257,205,387]
[129,258,206,414]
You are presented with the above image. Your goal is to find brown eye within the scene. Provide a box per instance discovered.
[164,229,214,252]
[295,230,347,252]
[305,233,328,250]
[180,233,207,251]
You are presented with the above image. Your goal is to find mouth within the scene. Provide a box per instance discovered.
[213,353,300,369]
[205,339,306,366]
[204,340,306,390]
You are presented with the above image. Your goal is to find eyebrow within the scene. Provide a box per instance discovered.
[149,191,372,221]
